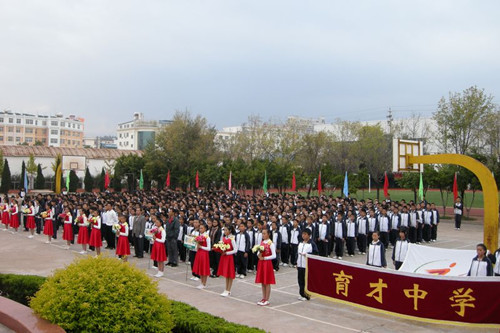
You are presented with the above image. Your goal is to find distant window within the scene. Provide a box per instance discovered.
[25,128,33,134]
[8,118,13,123]
[16,128,21,133]
[26,137,33,143]
[50,138,58,143]
[7,127,13,133]
[0,118,3,123]
[26,119,33,125]
[7,136,13,141]
[131,135,133,139]
[51,129,58,135]
[42,138,46,143]
[42,121,47,126]
[60,122,65,127]
[0,127,3,132]
[0,136,3,140]
[35,120,38,125]
[16,119,21,124]
[15,137,20,142]
[51,121,58,126]
[61,139,65,144]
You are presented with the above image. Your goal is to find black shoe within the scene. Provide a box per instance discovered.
[171,263,177,267]
[137,256,144,258]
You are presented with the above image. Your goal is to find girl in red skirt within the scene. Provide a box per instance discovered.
[217,225,237,297]
[9,199,20,233]
[42,203,54,244]
[76,209,89,254]
[193,223,211,289]
[26,201,36,239]
[1,201,10,231]
[150,217,166,277]
[88,208,102,256]
[255,228,276,306]
[61,207,73,249]
[115,214,130,261]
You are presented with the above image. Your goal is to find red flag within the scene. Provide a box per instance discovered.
[453,172,458,201]
[383,172,389,197]
[195,171,199,189]
[317,171,322,196]
[292,172,296,192]
[104,171,110,190]
[228,171,232,191]
[166,170,171,188]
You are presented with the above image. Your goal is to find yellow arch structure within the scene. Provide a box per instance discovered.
[408,154,499,252]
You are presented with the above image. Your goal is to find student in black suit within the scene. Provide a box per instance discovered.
[235,223,251,278]
[270,221,282,271]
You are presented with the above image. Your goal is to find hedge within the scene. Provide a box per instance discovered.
[0,273,265,333]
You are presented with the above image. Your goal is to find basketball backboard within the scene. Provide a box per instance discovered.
[392,139,423,172]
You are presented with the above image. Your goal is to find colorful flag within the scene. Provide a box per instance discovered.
[418,172,424,201]
[263,171,268,193]
[383,172,389,197]
[292,172,296,192]
[195,170,199,189]
[228,171,232,191]
[343,171,349,197]
[104,171,110,189]
[317,171,322,196]
[166,170,171,188]
[65,170,70,190]
[139,169,144,190]
[453,172,458,201]
[24,168,28,191]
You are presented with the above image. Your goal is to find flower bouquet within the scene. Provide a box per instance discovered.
[23,208,31,214]
[212,241,230,254]
[112,223,122,234]
[195,234,207,243]
[89,216,98,225]
[252,244,265,254]
[76,215,88,226]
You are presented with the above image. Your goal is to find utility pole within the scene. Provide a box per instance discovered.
[386,108,393,134]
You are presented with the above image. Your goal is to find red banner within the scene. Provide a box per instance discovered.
[306,255,500,328]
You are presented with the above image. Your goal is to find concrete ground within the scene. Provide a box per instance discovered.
[0,219,498,333]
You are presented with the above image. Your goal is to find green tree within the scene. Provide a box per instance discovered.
[84,167,93,192]
[35,164,46,190]
[1,159,12,194]
[96,168,105,191]
[69,170,79,192]
[296,132,331,197]
[26,154,37,190]
[114,154,145,191]
[426,165,454,216]
[0,150,4,177]
[21,160,26,189]
[144,110,218,190]
[433,86,495,154]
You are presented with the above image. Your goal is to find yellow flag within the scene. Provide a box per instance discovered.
[55,163,62,194]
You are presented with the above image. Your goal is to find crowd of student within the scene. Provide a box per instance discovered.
[0,189,498,306]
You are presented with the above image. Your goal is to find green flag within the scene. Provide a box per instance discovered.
[65,170,70,190]
[139,169,144,190]
[418,172,424,201]
[263,170,268,193]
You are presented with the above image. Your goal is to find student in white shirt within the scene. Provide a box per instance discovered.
[468,243,493,277]
[297,229,318,301]
[494,247,500,276]
[367,231,387,268]
[392,227,409,270]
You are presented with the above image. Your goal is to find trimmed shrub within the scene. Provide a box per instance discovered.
[0,274,46,306]
[30,257,174,333]
[170,300,264,333]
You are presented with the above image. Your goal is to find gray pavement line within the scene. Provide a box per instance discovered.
[271,307,361,332]
[453,243,480,249]
[239,280,299,297]
[270,300,303,309]
[276,283,300,290]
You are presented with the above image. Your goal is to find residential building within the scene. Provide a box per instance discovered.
[0,110,84,148]
[117,113,172,150]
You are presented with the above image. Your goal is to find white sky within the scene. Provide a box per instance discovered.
[0,0,499,136]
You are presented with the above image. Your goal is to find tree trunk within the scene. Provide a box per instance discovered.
[307,181,313,198]
[465,190,476,218]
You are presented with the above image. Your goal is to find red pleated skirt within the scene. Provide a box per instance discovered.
[255,259,276,285]
[10,215,19,228]
[26,216,36,229]
[43,219,53,236]
[77,226,89,244]
[116,235,130,256]
[151,241,166,262]
[89,228,102,247]
[2,212,9,225]
[217,254,235,279]
[63,223,73,241]
[193,249,210,277]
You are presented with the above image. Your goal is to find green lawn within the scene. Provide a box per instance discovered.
[295,189,500,209]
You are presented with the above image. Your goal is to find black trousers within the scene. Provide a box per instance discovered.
[189,251,199,277]
[177,240,186,262]
[389,229,398,247]
[281,243,290,264]
[380,232,389,248]
[235,251,248,276]
[395,261,403,270]
[455,215,462,229]
[357,234,367,253]
[416,224,423,243]
[318,240,329,257]
[134,235,144,257]
[409,226,417,243]
[35,217,42,234]
[431,224,438,240]
[209,251,220,275]
[290,244,298,265]
[298,267,309,299]
[423,224,431,242]
[52,218,61,239]
[102,224,115,248]
[334,237,344,258]
[346,237,356,255]
[247,250,254,270]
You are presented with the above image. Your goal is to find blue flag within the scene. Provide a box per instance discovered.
[24,169,28,190]
[343,171,349,197]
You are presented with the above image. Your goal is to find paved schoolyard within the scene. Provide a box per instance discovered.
[0,219,498,333]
